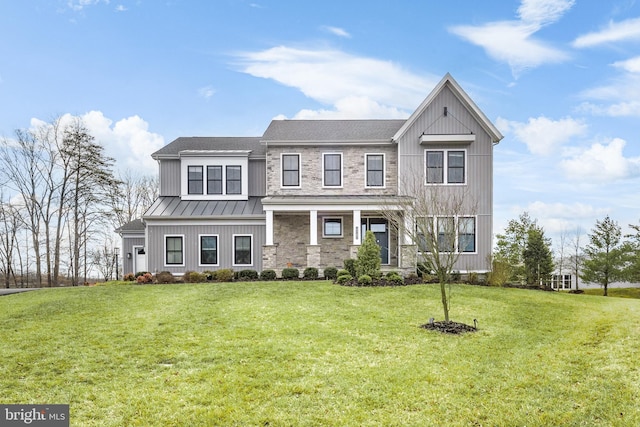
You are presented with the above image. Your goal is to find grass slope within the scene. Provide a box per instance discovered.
[1,282,639,426]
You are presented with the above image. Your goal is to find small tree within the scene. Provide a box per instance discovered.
[356,230,381,278]
[495,212,541,284]
[581,216,631,296]
[522,228,554,286]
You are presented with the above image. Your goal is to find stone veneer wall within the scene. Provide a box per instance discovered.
[273,214,309,269]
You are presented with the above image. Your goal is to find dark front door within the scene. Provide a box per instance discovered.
[361,218,389,265]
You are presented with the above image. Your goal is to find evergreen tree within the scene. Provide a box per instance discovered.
[523,228,554,286]
[356,230,381,278]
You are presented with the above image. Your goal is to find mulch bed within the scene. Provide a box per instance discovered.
[420,320,478,334]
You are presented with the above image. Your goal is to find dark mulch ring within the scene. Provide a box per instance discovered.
[569,289,584,294]
[420,320,478,334]
[503,283,556,292]
[338,276,424,287]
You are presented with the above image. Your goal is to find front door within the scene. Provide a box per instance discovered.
[134,246,146,273]
[361,218,389,265]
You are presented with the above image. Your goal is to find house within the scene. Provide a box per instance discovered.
[117,73,503,277]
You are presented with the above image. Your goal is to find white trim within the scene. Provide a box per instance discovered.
[164,234,185,267]
[132,245,146,273]
[180,156,249,201]
[424,148,467,186]
[353,210,361,245]
[420,134,475,144]
[232,234,254,267]
[198,234,220,267]
[310,210,318,245]
[416,215,477,255]
[322,152,343,188]
[322,217,343,238]
[264,140,393,146]
[364,153,386,188]
[266,211,274,246]
[144,220,265,226]
[280,153,302,188]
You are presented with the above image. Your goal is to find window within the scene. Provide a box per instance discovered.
[437,217,455,252]
[323,217,343,237]
[425,150,466,184]
[282,154,300,187]
[233,235,252,266]
[366,154,384,187]
[200,235,218,265]
[458,217,476,253]
[416,217,433,252]
[207,166,222,195]
[226,166,241,195]
[188,166,203,194]
[323,153,342,187]
[165,236,184,265]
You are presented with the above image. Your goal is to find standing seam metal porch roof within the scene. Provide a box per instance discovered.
[144,196,264,219]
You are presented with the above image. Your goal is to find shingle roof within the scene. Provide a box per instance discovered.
[144,196,264,219]
[115,218,145,233]
[261,120,405,142]
[151,137,264,159]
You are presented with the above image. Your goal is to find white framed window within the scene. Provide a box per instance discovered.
[188,166,203,194]
[323,217,343,238]
[425,149,466,185]
[207,166,222,195]
[281,153,301,187]
[181,154,249,200]
[233,234,253,266]
[365,153,385,187]
[416,216,476,254]
[322,153,343,187]
[226,165,242,195]
[165,235,185,266]
[458,217,476,253]
[199,234,219,266]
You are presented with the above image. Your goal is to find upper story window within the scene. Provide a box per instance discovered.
[323,153,342,187]
[425,150,466,185]
[282,154,301,187]
[207,166,222,195]
[226,166,242,194]
[188,166,203,194]
[366,154,384,187]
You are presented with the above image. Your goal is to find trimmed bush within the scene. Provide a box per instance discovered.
[343,259,357,278]
[387,273,404,286]
[336,274,353,285]
[260,269,277,280]
[135,271,151,278]
[303,267,319,280]
[238,269,259,281]
[282,268,300,280]
[203,270,215,281]
[154,271,175,284]
[215,269,234,283]
[136,272,153,284]
[123,273,136,282]
[184,271,206,283]
[358,274,372,285]
[323,266,338,280]
[336,269,350,278]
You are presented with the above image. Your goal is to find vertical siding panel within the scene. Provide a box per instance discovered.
[249,159,266,196]
[160,160,180,196]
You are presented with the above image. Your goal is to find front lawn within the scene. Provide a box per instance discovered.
[582,287,640,299]
[1,282,639,426]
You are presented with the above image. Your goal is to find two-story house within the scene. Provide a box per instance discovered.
[117,73,503,277]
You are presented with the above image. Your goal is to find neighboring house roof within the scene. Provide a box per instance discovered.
[261,120,405,143]
[151,137,265,159]
[115,218,145,234]
[393,73,504,144]
[144,196,264,219]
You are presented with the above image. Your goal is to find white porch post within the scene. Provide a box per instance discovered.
[353,210,361,245]
[266,210,274,246]
[310,210,318,245]
[403,212,412,245]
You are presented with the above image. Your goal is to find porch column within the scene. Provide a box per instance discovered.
[310,210,318,245]
[266,210,274,246]
[353,210,361,245]
[403,212,412,245]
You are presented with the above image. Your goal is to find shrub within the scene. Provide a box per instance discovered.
[323,266,338,280]
[385,271,399,279]
[154,271,175,284]
[303,267,319,280]
[450,271,462,282]
[282,268,299,280]
[135,271,150,278]
[467,272,479,285]
[215,269,234,283]
[238,269,259,281]
[123,273,136,282]
[136,272,153,284]
[417,261,432,277]
[358,274,372,285]
[356,231,381,278]
[184,271,206,283]
[202,270,215,281]
[387,273,405,286]
[404,273,421,285]
[488,257,511,287]
[336,274,353,285]
[260,269,277,280]
[336,269,350,278]
[343,259,357,278]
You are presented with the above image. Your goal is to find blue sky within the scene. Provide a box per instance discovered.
[2,0,640,247]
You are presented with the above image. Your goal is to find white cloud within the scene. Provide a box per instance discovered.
[573,16,640,48]
[115,5,127,12]
[560,137,640,182]
[292,96,408,120]
[198,85,216,100]
[578,62,640,117]
[67,0,108,11]
[518,201,609,233]
[322,26,351,38]
[612,56,640,73]
[496,115,586,155]
[235,46,437,118]
[449,0,573,77]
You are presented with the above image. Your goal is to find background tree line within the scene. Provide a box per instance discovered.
[493,212,640,296]
[0,117,157,288]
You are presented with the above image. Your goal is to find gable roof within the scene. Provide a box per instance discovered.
[115,218,145,234]
[392,73,503,144]
[262,120,404,143]
[151,137,264,159]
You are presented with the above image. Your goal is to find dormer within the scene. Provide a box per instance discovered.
[179,150,250,201]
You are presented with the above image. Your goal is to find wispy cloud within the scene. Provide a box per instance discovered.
[234,46,437,118]
[496,115,586,156]
[449,0,574,77]
[115,5,127,12]
[197,85,216,100]
[321,26,351,38]
[572,16,640,48]
[67,0,108,12]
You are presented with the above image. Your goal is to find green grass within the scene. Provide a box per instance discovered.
[582,287,640,299]
[1,282,639,426]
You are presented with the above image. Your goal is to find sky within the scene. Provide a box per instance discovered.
[1,0,640,249]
